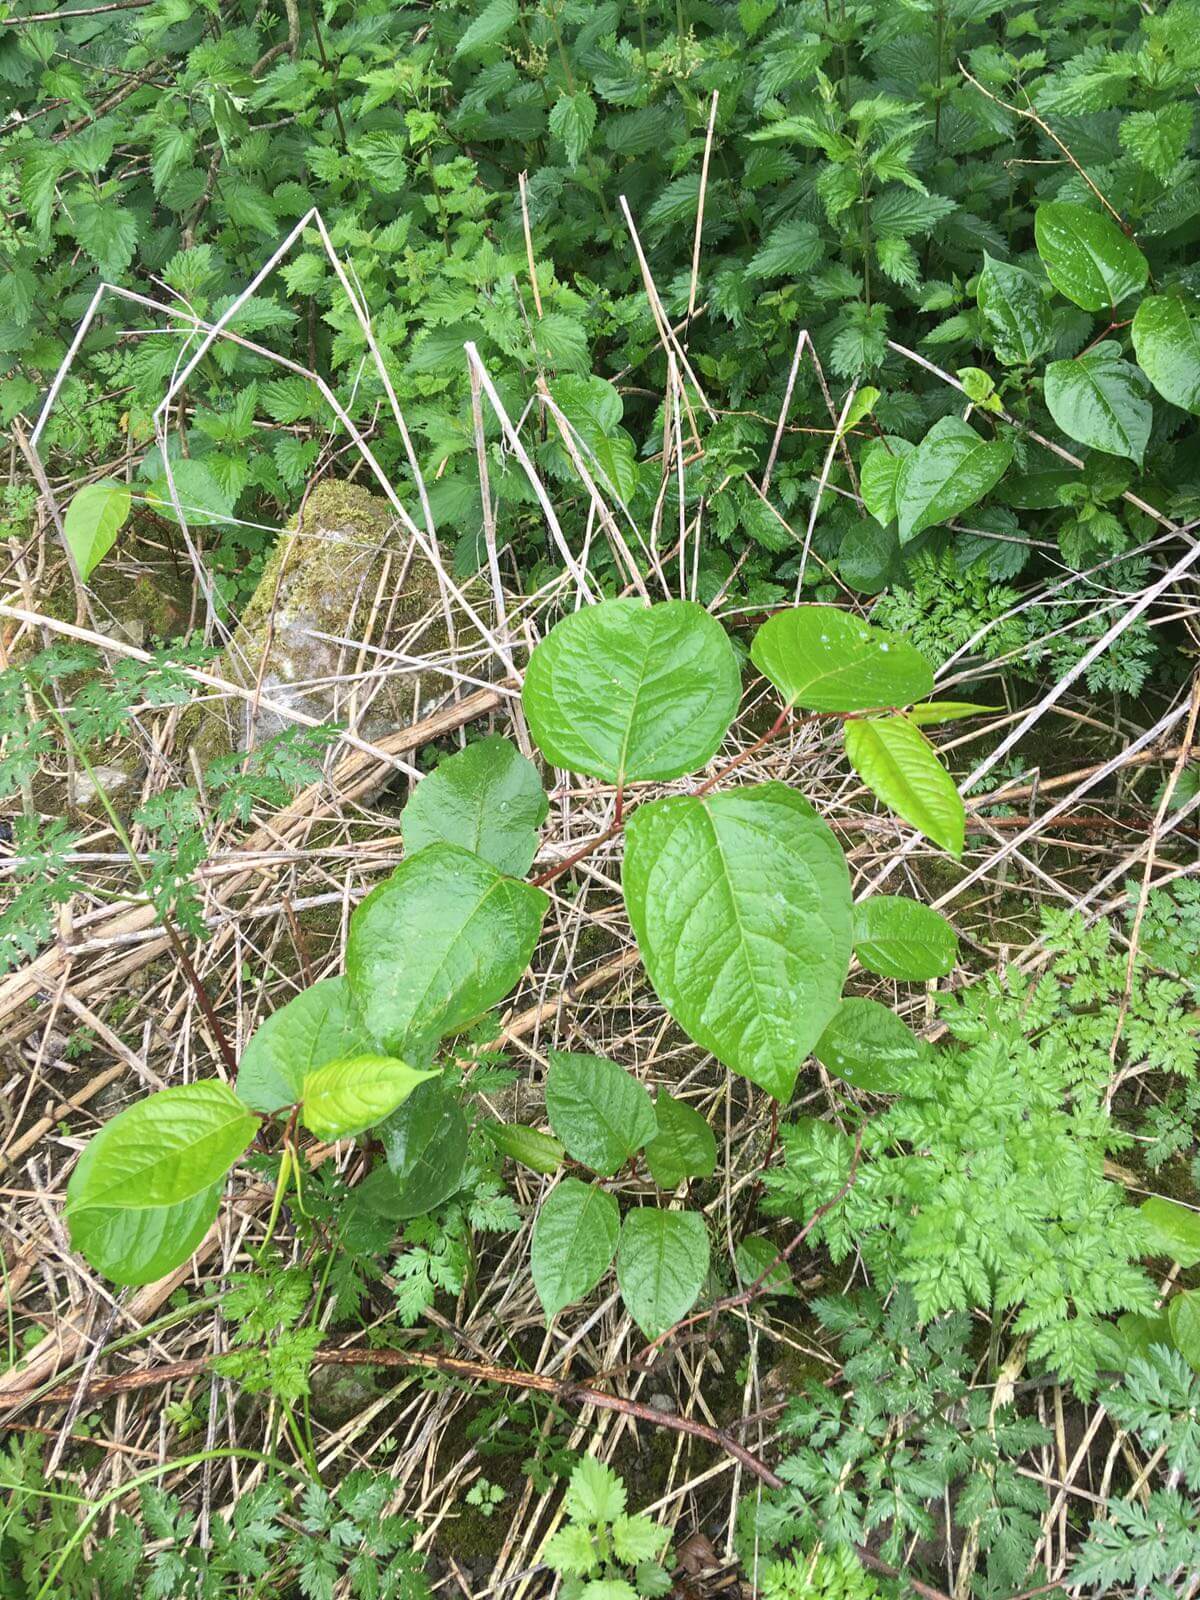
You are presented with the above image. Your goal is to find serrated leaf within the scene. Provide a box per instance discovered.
[859,436,915,526]
[545,1052,657,1176]
[623,783,852,1101]
[522,599,741,785]
[567,1456,626,1524]
[814,997,921,1092]
[852,895,957,979]
[346,844,547,1064]
[843,715,964,856]
[751,605,933,712]
[402,736,548,877]
[1044,344,1152,463]
[616,1208,710,1338]
[63,479,130,581]
[238,977,374,1115]
[643,1094,717,1190]
[454,0,518,59]
[549,90,597,167]
[1119,104,1192,183]
[299,1055,436,1141]
[976,252,1052,366]
[531,1178,620,1320]
[1034,201,1148,312]
[611,1514,666,1565]
[894,417,1013,542]
[1132,295,1200,416]
[746,219,822,279]
[72,198,139,278]
[1141,1196,1200,1268]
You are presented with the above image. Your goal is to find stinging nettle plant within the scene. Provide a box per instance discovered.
[65,599,970,1335]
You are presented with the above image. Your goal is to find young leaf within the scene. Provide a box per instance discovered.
[906,701,999,726]
[545,1051,657,1176]
[643,1094,717,1190]
[1034,201,1148,312]
[1141,1196,1200,1268]
[401,735,549,877]
[976,253,1052,366]
[616,1209,710,1338]
[843,715,965,856]
[814,997,921,1092]
[859,436,915,527]
[751,605,933,712]
[623,783,852,1101]
[852,895,957,979]
[1132,295,1200,416]
[369,1080,469,1218]
[1044,344,1152,463]
[522,598,741,784]
[63,480,131,581]
[894,417,1013,542]
[453,0,518,58]
[346,844,547,1064]
[66,1182,221,1288]
[238,977,374,1114]
[483,1121,565,1175]
[531,1178,620,1321]
[299,1056,436,1141]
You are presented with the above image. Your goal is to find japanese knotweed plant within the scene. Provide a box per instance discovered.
[65,600,971,1338]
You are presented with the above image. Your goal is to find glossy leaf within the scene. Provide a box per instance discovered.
[853,895,957,980]
[1132,294,1200,416]
[734,1235,796,1297]
[66,1182,221,1288]
[402,735,548,877]
[521,598,741,784]
[894,417,1013,543]
[814,997,921,1092]
[976,253,1052,366]
[545,1051,657,1176]
[616,1208,710,1338]
[643,1094,717,1190]
[1168,1289,1200,1371]
[531,1178,620,1320]
[299,1055,436,1140]
[751,606,933,713]
[63,479,131,581]
[376,1079,470,1217]
[1141,1195,1200,1268]
[1044,344,1152,463]
[623,783,852,1101]
[238,976,374,1114]
[859,436,915,527]
[844,715,965,856]
[1034,201,1148,312]
[906,701,999,726]
[346,843,547,1064]
[484,1121,565,1175]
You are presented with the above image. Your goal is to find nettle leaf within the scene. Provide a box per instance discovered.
[299,1056,436,1141]
[843,715,965,856]
[531,1178,620,1321]
[1140,1196,1200,1268]
[72,197,139,278]
[402,736,548,877]
[643,1094,717,1190]
[976,252,1052,366]
[1034,201,1148,312]
[853,895,957,979]
[814,997,921,1092]
[1132,295,1200,416]
[371,1079,469,1218]
[1119,104,1193,182]
[549,90,597,167]
[63,479,131,581]
[1168,1290,1200,1370]
[545,1051,657,1176]
[894,417,1013,542]
[453,0,518,58]
[484,1121,565,1175]
[616,1208,710,1338]
[859,436,915,526]
[1044,344,1152,463]
[751,605,933,712]
[746,218,822,279]
[623,783,852,1101]
[346,844,547,1064]
[522,599,741,785]
[238,977,374,1114]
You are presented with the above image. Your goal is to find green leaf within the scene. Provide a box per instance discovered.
[72,198,139,278]
[549,90,597,167]
[906,701,999,726]
[623,783,852,1101]
[374,1079,470,1217]
[66,1081,257,1213]
[734,1235,796,1296]
[616,1209,710,1338]
[453,0,517,58]
[401,736,548,877]
[145,457,235,527]
[522,599,741,785]
[852,895,957,980]
[238,977,374,1114]
[611,1515,666,1565]
[859,436,915,527]
[1044,344,1152,463]
[66,1182,221,1288]
[483,1121,565,1175]
[545,1051,657,1176]
[894,417,1013,542]
[1132,295,1200,416]
[1168,1289,1200,1371]
[346,843,547,1064]
[746,219,822,279]
[751,605,933,712]
[1119,104,1192,182]
[299,1055,436,1141]
[643,1094,717,1190]
[976,252,1052,366]
[1141,1196,1200,1268]
[531,1178,620,1320]
[843,715,965,856]
[1034,201,1148,312]
[567,1456,626,1523]
[63,480,131,581]
[1116,1310,1172,1364]
[814,997,921,1092]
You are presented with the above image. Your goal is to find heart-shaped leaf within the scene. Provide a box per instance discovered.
[643,1094,717,1190]
[1044,344,1152,462]
[894,417,1013,543]
[64,480,131,581]
[545,1051,657,1176]
[402,735,548,877]
[616,1208,710,1338]
[814,997,921,1092]
[238,977,374,1114]
[1132,294,1200,416]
